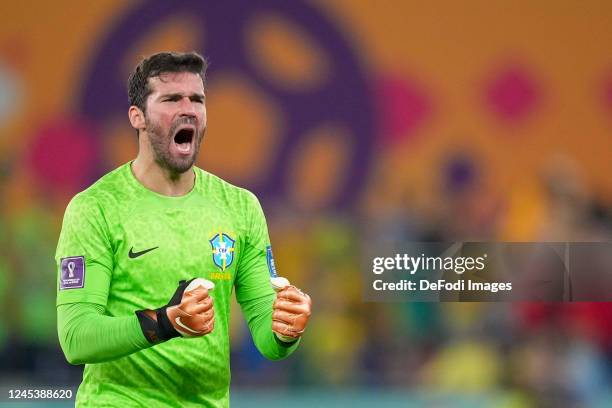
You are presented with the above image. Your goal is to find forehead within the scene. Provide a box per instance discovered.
[147,71,204,95]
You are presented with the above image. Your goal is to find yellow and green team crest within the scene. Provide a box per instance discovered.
[209,232,235,271]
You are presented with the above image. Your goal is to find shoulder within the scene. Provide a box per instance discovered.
[65,164,129,215]
[195,167,261,208]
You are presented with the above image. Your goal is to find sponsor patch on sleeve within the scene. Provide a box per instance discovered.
[266,245,277,278]
[60,256,85,290]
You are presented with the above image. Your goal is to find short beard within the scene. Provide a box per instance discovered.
[144,117,205,176]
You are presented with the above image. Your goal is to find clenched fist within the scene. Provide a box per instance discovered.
[167,282,215,337]
[136,278,215,344]
[272,285,312,342]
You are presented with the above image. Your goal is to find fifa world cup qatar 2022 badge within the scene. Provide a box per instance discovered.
[60,256,85,290]
[209,232,236,271]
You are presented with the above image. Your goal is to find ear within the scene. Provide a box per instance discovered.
[128,106,146,132]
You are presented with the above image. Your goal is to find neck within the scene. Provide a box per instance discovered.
[131,155,195,197]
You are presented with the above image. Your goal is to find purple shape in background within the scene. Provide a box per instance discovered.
[78,0,374,210]
[445,154,477,194]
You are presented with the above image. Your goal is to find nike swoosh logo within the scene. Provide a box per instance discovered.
[128,246,158,259]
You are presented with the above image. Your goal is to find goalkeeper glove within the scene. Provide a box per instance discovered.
[135,278,215,344]
[271,282,311,343]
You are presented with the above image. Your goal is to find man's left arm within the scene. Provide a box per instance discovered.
[234,192,311,360]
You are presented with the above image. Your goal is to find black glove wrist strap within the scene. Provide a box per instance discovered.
[156,307,180,340]
[135,279,194,344]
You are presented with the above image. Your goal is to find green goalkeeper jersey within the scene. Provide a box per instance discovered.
[55,162,298,407]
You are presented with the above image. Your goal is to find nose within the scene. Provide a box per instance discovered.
[178,96,197,118]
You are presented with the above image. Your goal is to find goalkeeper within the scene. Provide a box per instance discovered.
[55,51,312,407]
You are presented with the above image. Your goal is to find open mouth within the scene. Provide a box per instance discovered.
[173,126,195,153]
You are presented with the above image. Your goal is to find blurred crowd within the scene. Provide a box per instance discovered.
[230,153,612,407]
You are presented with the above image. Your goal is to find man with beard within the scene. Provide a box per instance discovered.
[55,52,312,407]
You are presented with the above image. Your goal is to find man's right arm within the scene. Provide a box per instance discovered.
[55,193,150,364]
[57,303,149,365]
[57,279,215,365]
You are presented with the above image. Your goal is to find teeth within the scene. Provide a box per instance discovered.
[176,143,191,152]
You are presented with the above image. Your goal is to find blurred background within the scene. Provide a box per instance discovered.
[1,0,612,406]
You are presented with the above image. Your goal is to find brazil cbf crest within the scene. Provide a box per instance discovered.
[210,232,235,271]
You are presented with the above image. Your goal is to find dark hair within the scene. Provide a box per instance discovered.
[127,51,208,113]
